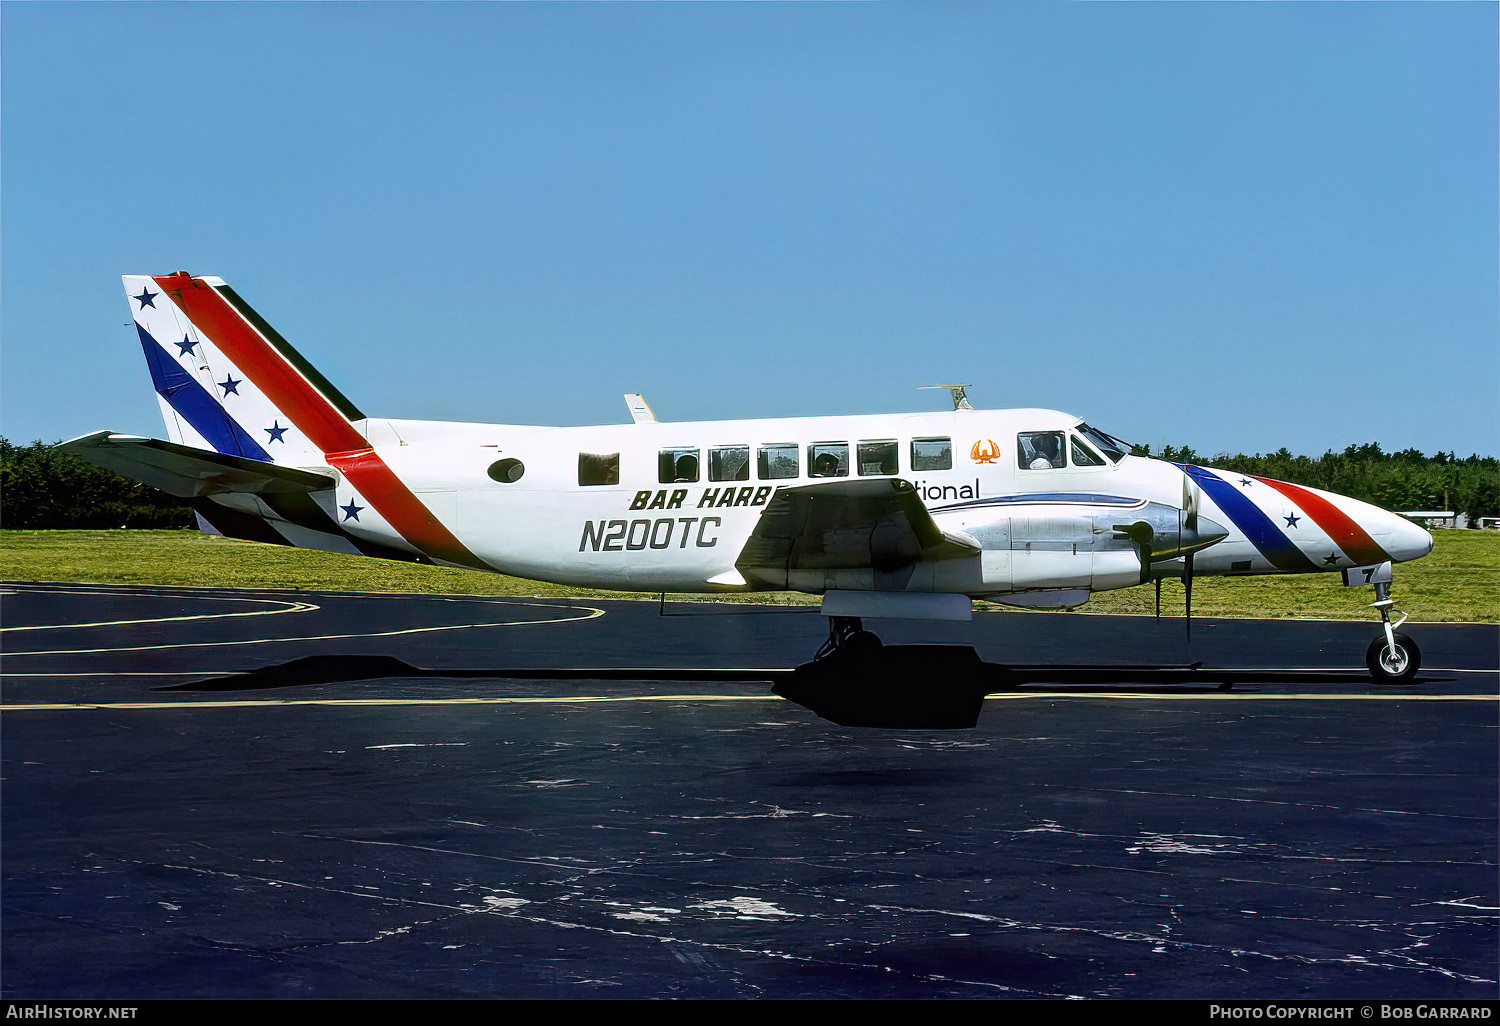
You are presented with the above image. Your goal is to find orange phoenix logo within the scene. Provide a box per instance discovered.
[970,439,1000,464]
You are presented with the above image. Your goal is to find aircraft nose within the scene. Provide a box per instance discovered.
[1383,512,1434,563]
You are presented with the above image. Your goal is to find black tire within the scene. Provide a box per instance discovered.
[1366,631,1420,684]
[845,630,883,660]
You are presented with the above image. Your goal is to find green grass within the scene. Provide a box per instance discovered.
[2,528,1496,622]
[1081,527,1499,623]
[0,529,815,606]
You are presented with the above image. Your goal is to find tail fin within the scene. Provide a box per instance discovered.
[108,272,487,570]
[125,271,365,466]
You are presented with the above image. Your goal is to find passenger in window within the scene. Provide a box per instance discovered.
[812,453,840,478]
[674,454,698,482]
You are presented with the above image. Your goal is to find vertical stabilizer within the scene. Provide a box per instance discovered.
[122,271,487,570]
[124,271,364,466]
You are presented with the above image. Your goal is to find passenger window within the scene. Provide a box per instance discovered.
[857,440,898,476]
[1070,436,1106,467]
[708,445,749,482]
[578,452,620,486]
[757,443,799,480]
[807,442,849,478]
[911,437,952,471]
[1017,432,1064,470]
[658,448,700,483]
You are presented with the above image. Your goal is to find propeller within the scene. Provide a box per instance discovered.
[1116,520,1155,591]
[1180,473,1202,639]
[1113,478,1224,634]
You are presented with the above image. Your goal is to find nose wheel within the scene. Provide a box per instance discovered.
[1366,629,1420,683]
[1364,577,1420,684]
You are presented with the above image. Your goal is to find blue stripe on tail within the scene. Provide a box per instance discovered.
[137,324,272,461]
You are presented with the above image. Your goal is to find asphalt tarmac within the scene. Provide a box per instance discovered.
[2,581,1496,1000]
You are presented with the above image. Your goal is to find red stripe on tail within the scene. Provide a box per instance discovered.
[158,274,488,570]
[325,449,487,569]
[155,274,365,454]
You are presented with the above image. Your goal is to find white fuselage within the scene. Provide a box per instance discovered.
[101,271,1434,616]
[313,407,1430,596]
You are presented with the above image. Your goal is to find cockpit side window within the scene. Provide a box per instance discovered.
[1070,435,1106,467]
[1077,423,1128,463]
[1017,432,1064,470]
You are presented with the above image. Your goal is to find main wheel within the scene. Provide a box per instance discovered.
[845,630,883,660]
[1366,631,1420,684]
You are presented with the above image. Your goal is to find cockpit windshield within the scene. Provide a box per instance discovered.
[1077,423,1130,463]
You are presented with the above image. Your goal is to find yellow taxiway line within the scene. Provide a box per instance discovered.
[0,695,778,712]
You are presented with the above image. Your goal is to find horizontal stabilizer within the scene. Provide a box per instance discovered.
[59,431,335,498]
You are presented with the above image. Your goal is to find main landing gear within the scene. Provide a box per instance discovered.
[1365,578,1420,685]
[813,616,880,661]
[779,616,990,729]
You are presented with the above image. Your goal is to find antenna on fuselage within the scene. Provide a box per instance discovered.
[919,384,973,411]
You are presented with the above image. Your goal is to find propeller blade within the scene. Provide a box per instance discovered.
[1183,552,1194,641]
[1182,472,1200,534]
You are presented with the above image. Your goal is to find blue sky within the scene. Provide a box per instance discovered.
[4,2,1495,458]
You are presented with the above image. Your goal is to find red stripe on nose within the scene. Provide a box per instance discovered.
[1253,477,1391,565]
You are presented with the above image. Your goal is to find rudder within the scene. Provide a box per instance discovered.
[124,271,365,467]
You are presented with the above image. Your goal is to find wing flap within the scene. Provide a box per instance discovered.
[736,479,979,588]
[59,431,335,498]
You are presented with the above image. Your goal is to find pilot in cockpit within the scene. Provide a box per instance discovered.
[1019,432,1063,470]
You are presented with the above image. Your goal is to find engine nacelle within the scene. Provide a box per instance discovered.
[931,497,1214,597]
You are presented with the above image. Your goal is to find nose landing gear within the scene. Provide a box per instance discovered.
[1362,575,1420,685]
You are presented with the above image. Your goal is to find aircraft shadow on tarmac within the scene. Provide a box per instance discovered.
[160,648,1396,730]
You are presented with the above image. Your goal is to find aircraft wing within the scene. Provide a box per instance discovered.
[59,431,336,498]
[735,478,979,588]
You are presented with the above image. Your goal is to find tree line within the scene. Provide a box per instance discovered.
[0,438,195,528]
[1137,442,1498,521]
[1,435,1495,529]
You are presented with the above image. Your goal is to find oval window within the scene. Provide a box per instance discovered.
[487,458,525,483]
